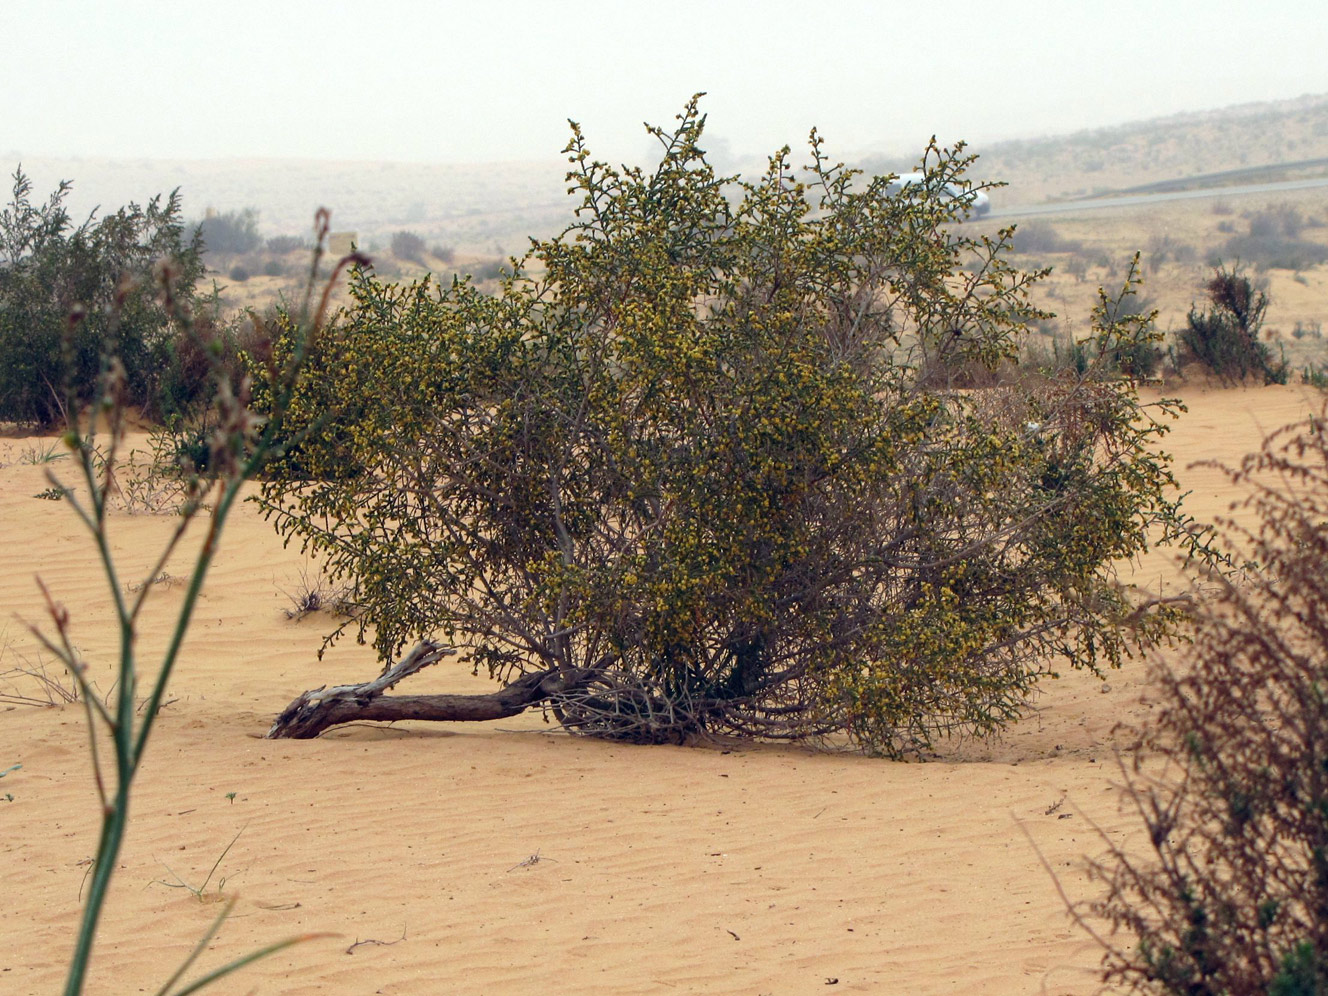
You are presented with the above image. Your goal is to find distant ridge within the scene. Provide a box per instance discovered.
[8,92,1328,249]
[863,92,1328,205]
[3,156,571,256]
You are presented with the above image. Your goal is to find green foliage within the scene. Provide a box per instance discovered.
[1271,943,1326,996]
[1181,265,1288,384]
[0,168,206,426]
[1020,262,1160,381]
[1100,277,1162,379]
[259,98,1199,756]
[198,207,261,255]
[1084,412,1328,994]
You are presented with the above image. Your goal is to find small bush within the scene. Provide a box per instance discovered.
[261,259,284,278]
[390,230,426,263]
[227,264,250,282]
[1099,285,1161,379]
[198,208,261,255]
[265,234,308,254]
[1247,203,1306,239]
[1180,265,1287,384]
[1011,221,1084,256]
[1111,334,1162,380]
[1064,254,1090,282]
[1220,233,1328,271]
[1292,320,1323,340]
[1221,205,1328,270]
[0,168,205,425]
[1084,412,1328,995]
[430,244,456,264]
[1302,365,1328,390]
[280,566,360,620]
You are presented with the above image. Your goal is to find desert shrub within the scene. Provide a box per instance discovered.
[151,306,240,427]
[1054,335,1092,377]
[1018,266,1159,381]
[1011,220,1084,256]
[1018,332,1091,379]
[154,308,274,464]
[1221,233,1328,271]
[1064,254,1090,282]
[1293,321,1323,340]
[262,258,284,277]
[197,207,260,255]
[1111,334,1163,380]
[1180,265,1288,384]
[1222,205,1328,270]
[1102,284,1162,379]
[266,234,308,254]
[1083,411,1328,995]
[0,168,205,425]
[258,98,1201,756]
[1248,204,1307,239]
[390,229,426,263]
[227,264,250,282]
[430,243,456,264]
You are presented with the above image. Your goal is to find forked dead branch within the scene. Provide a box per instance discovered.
[1053,407,1328,993]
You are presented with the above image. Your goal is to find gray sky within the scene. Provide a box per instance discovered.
[6,0,1328,166]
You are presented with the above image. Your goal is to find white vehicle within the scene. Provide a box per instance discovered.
[885,171,990,217]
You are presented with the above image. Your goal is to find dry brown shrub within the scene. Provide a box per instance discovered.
[1079,407,1328,994]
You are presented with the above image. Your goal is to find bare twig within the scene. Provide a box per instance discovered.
[345,926,407,955]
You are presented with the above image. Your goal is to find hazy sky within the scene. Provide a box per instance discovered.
[6,0,1328,166]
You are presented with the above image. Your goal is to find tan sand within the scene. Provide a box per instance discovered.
[1,384,1322,995]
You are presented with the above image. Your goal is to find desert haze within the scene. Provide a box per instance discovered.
[6,91,1328,995]
[1,382,1321,993]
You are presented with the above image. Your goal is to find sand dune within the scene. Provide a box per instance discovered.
[1,384,1321,995]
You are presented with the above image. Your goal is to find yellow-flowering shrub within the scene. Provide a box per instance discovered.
[259,98,1200,756]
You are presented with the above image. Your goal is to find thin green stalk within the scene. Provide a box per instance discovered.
[166,931,333,996]
[63,778,131,996]
[152,896,237,996]
[54,231,352,995]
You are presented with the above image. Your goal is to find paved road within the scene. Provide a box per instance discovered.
[988,175,1328,220]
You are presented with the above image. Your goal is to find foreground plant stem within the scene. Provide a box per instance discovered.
[33,219,359,996]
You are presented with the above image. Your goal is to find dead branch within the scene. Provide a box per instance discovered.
[265,641,591,739]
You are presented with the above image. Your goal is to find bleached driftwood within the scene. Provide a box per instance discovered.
[266,640,579,739]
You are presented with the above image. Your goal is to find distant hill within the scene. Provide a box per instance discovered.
[7,92,1328,256]
[2,155,572,258]
[905,92,1328,206]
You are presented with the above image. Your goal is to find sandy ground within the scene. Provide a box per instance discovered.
[1,384,1322,995]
